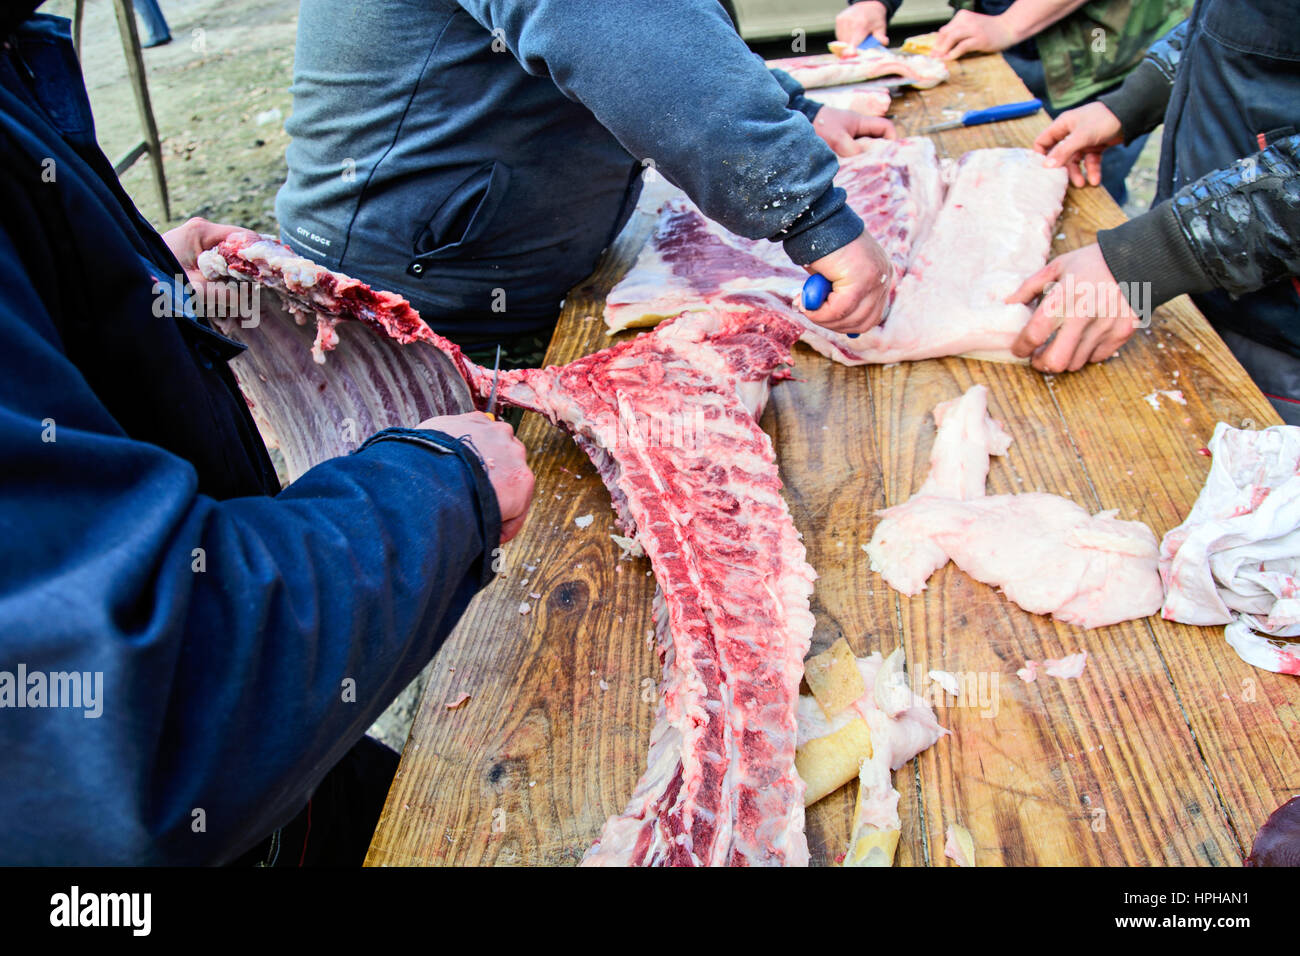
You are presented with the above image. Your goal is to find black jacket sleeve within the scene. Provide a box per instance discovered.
[1098,133,1300,308]
[1098,19,1189,144]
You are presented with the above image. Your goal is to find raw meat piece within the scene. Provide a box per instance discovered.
[928,669,960,696]
[200,239,820,865]
[1160,422,1300,674]
[866,386,1163,629]
[1017,653,1089,682]
[1043,652,1088,678]
[601,191,806,334]
[1246,795,1300,866]
[769,46,948,91]
[796,652,946,867]
[807,85,892,117]
[198,234,486,390]
[809,148,1068,366]
[604,144,1067,370]
[918,386,1013,500]
[491,308,817,866]
[605,137,945,338]
[795,653,946,774]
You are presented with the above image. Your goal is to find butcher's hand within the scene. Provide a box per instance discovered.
[813,106,896,157]
[931,10,1017,59]
[418,412,535,544]
[162,216,259,298]
[1034,102,1124,188]
[835,0,890,47]
[802,232,893,334]
[1007,244,1140,373]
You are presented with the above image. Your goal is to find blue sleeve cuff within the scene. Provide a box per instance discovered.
[780,190,865,265]
[769,67,823,122]
[356,426,502,586]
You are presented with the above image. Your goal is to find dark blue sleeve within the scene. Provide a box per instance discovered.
[456,0,864,264]
[770,68,823,123]
[0,228,502,863]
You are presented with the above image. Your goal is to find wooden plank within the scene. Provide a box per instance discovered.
[368,51,1297,867]
[869,54,1244,866]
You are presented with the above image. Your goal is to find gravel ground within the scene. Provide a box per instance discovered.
[62,1,1161,751]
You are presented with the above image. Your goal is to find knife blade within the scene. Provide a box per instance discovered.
[485,344,502,420]
[918,98,1042,134]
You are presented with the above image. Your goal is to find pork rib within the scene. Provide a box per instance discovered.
[492,309,817,865]
[199,240,818,865]
[197,234,488,390]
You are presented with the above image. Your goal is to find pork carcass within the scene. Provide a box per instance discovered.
[603,137,943,335]
[865,386,1164,629]
[1160,422,1300,674]
[200,236,818,865]
[604,143,1067,368]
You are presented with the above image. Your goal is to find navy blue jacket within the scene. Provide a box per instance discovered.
[276,0,863,341]
[1096,1,1300,354]
[0,11,500,864]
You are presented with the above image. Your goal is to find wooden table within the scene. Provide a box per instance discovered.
[366,52,1300,867]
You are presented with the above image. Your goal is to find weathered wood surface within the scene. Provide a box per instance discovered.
[366,52,1299,867]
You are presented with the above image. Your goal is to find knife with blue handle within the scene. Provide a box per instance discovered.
[918,99,1042,134]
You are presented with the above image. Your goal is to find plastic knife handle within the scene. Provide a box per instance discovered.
[802,273,832,311]
[961,99,1042,127]
[801,273,859,338]
[857,35,885,51]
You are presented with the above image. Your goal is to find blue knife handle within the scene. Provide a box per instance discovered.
[802,273,832,310]
[801,274,859,338]
[857,35,885,51]
[962,99,1042,127]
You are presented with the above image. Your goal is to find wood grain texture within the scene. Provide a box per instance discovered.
[366,52,1299,867]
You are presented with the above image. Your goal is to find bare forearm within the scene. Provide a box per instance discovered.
[1001,0,1093,44]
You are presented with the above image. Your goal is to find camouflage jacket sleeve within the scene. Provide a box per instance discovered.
[949,0,1191,109]
[1098,18,1189,142]
[1098,133,1300,308]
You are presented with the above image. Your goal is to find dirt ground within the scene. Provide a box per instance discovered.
[59,0,1159,750]
[48,0,297,234]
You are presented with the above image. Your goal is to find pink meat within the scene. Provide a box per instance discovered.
[604,137,944,338]
[866,386,1163,629]
[604,144,1067,370]
[494,310,817,866]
